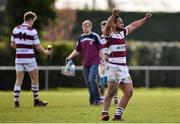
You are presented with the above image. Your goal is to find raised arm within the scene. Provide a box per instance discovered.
[105,9,120,37]
[127,13,152,34]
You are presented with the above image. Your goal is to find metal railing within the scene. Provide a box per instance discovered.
[1,66,180,90]
[128,66,180,88]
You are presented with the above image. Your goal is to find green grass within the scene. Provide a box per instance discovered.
[0,88,180,123]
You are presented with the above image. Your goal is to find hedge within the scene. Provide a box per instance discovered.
[1,41,180,90]
[72,10,180,41]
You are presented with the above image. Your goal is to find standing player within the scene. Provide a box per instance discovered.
[101,9,152,121]
[67,20,101,105]
[99,20,118,104]
[11,11,52,107]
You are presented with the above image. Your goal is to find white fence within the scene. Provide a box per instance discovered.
[1,66,180,90]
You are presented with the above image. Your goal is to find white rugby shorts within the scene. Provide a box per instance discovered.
[15,62,38,72]
[106,63,132,84]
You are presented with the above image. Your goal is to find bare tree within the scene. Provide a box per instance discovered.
[107,0,116,10]
[92,0,96,10]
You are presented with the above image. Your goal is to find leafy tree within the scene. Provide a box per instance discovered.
[5,0,56,36]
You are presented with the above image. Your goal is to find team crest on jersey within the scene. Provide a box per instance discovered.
[90,41,93,45]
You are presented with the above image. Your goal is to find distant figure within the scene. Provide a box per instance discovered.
[99,20,118,104]
[67,20,101,105]
[11,11,52,107]
[101,9,152,121]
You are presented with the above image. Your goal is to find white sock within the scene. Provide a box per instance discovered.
[13,85,21,102]
[115,107,124,116]
[31,84,39,100]
[100,96,104,100]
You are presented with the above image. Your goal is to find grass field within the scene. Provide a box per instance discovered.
[0,88,180,123]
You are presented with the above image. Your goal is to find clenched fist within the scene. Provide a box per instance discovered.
[144,13,152,20]
[112,8,120,16]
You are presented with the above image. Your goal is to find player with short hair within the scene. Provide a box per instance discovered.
[101,9,152,121]
[11,11,52,107]
[99,20,118,104]
[67,20,101,105]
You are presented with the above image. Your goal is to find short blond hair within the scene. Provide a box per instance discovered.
[101,20,107,26]
[82,20,92,27]
[24,11,37,21]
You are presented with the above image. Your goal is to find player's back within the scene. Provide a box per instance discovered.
[11,23,40,63]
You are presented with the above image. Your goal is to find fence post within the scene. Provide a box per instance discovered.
[145,69,150,88]
[45,69,49,90]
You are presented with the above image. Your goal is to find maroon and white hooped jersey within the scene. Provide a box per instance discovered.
[11,23,40,63]
[99,34,109,55]
[107,27,128,66]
